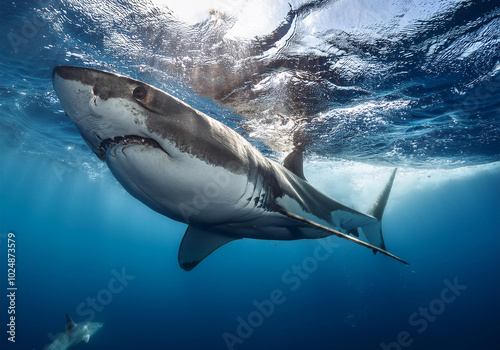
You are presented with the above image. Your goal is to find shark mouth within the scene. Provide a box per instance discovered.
[97,135,163,160]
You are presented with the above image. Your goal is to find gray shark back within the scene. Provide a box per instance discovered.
[46,315,102,350]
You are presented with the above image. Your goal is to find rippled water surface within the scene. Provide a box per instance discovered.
[1,0,499,167]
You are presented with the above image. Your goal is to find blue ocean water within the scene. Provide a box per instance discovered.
[1,1,499,350]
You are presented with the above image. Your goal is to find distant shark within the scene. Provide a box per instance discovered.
[46,314,102,350]
[52,66,408,270]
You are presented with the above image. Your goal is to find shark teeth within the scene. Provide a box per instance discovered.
[99,135,161,152]
[97,135,164,160]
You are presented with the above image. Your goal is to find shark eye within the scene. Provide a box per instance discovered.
[133,85,147,100]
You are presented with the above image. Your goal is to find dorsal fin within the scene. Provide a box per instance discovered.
[178,226,240,271]
[283,150,306,180]
[66,314,76,332]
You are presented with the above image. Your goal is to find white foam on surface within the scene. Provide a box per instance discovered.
[301,157,500,212]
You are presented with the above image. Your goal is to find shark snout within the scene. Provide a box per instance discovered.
[87,321,103,336]
[52,65,158,160]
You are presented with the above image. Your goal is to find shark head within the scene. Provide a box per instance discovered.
[52,66,247,223]
[52,65,197,161]
[62,314,103,349]
[80,322,103,343]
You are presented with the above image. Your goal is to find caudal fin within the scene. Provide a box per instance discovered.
[360,168,397,253]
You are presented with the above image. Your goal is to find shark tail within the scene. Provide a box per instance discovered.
[359,168,397,253]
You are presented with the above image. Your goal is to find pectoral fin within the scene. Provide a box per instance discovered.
[178,226,241,271]
[83,334,90,343]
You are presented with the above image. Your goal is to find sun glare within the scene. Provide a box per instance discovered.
[149,0,246,25]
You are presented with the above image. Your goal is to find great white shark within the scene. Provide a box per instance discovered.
[46,314,102,350]
[52,66,408,270]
